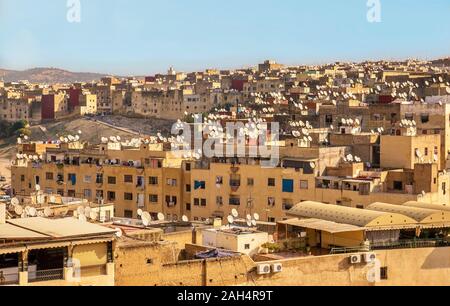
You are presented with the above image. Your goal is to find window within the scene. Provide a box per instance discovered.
[356,205,364,209]
[21,175,25,182]
[380,267,388,280]
[185,163,191,171]
[268,197,275,207]
[124,175,133,183]
[268,178,276,187]
[108,176,116,185]
[300,180,309,190]
[194,198,200,206]
[393,181,403,191]
[166,196,177,206]
[96,190,104,199]
[149,176,158,185]
[149,194,158,203]
[424,148,429,156]
[247,178,254,186]
[107,191,116,201]
[167,179,177,186]
[282,179,294,193]
[46,172,53,180]
[194,180,206,190]
[201,199,207,207]
[186,203,191,211]
[443,183,447,196]
[84,189,92,198]
[244,244,250,250]
[325,114,333,124]
[229,197,241,206]
[186,184,191,192]
[124,193,133,201]
[216,176,223,185]
[216,196,223,206]
[124,210,133,219]
[96,173,103,184]
[84,175,92,183]
[421,113,429,123]
[68,173,77,185]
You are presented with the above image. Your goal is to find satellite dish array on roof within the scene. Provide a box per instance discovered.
[227,209,260,228]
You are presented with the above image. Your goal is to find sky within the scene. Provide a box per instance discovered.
[0,0,449,75]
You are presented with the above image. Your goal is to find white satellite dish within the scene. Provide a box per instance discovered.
[44,207,53,217]
[157,213,165,221]
[253,213,260,221]
[78,214,87,222]
[89,211,98,221]
[28,207,37,217]
[182,215,189,222]
[137,209,143,217]
[142,212,151,226]
[310,162,316,169]
[246,214,252,221]
[227,215,234,225]
[25,206,31,215]
[77,206,85,215]
[246,220,252,227]
[11,197,19,206]
[231,209,239,218]
[35,184,41,191]
[251,220,257,227]
[115,228,123,238]
[84,207,92,216]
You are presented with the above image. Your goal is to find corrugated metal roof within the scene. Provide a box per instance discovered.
[278,218,364,233]
[288,201,417,227]
[368,202,450,224]
[403,201,450,212]
[7,217,116,238]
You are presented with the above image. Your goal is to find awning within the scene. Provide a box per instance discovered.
[0,246,26,255]
[278,218,364,234]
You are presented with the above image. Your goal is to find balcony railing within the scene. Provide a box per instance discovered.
[29,268,64,283]
[0,270,19,286]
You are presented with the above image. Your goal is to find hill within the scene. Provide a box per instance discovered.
[0,67,112,84]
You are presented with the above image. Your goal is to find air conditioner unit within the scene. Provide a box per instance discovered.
[364,252,377,263]
[349,254,362,264]
[272,263,283,273]
[257,264,271,275]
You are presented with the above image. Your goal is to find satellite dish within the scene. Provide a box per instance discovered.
[227,215,234,225]
[137,209,143,217]
[35,184,41,191]
[28,207,37,217]
[77,206,85,215]
[246,220,252,227]
[89,211,98,221]
[253,213,260,221]
[251,220,257,227]
[115,228,123,238]
[142,212,151,226]
[157,213,165,221]
[231,209,239,218]
[84,207,92,216]
[310,162,316,169]
[44,207,53,217]
[78,214,87,222]
[11,197,19,206]
[246,214,252,221]
[25,206,31,215]
[182,215,189,222]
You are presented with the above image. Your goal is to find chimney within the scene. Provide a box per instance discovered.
[0,203,5,224]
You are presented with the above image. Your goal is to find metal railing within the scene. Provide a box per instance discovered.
[29,269,64,283]
[0,271,19,286]
[330,239,449,254]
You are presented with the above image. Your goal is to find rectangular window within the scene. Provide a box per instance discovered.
[106,191,115,201]
[268,197,276,207]
[167,179,177,186]
[149,194,158,203]
[201,199,207,207]
[229,197,241,206]
[186,184,191,192]
[185,163,191,171]
[244,244,250,250]
[247,178,254,186]
[96,173,103,184]
[108,176,116,185]
[216,176,223,185]
[84,175,92,183]
[186,203,191,211]
[124,192,133,201]
[216,196,223,206]
[421,114,429,123]
[124,175,133,183]
[282,179,294,193]
[380,267,388,280]
[84,189,92,199]
[149,176,158,185]
[268,178,276,187]
[300,180,309,190]
[124,210,133,219]
[194,180,206,190]
[46,172,54,180]
[194,198,200,206]
[393,181,403,191]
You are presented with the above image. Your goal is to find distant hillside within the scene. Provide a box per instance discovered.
[432,58,450,67]
[0,68,112,84]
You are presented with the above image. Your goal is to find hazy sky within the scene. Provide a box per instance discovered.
[0,0,449,75]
